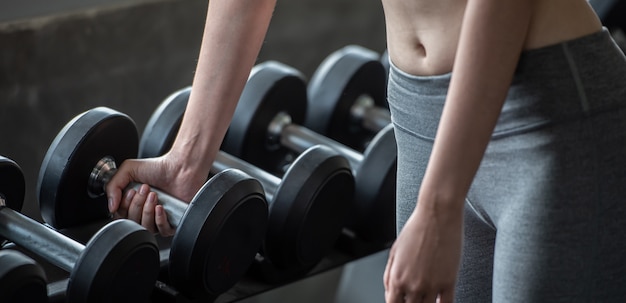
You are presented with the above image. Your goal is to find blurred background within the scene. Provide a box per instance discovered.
[0,0,387,221]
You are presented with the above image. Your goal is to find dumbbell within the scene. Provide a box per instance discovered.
[37,107,269,298]
[0,250,48,303]
[306,45,390,151]
[139,87,354,275]
[222,61,397,244]
[0,155,159,303]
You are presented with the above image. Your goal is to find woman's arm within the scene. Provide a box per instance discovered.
[106,0,277,235]
[384,1,532,302]
[168,0,277,192]
[420,0,532,211]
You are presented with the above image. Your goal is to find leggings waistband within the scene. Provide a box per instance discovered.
[388,28,626,140]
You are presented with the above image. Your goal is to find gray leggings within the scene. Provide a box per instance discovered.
[388,28,626,302]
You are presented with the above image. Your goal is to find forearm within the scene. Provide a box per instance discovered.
[170,0,276,174]
[418,0,532,211]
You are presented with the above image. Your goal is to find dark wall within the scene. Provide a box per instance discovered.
[0,0,386,222]
[0,0,153,22]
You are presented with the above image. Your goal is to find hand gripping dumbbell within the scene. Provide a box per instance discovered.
[0,249,48,303]
[139,88,354,279]
[221,61,397,245]
[0,155,159,303]
[306,45,391,151]
[36,107,269,298]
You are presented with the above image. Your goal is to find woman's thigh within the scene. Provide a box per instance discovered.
[474,107,626,302]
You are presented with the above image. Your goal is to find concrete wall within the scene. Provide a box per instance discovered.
[0,0,155,22]
[0,0,386,222]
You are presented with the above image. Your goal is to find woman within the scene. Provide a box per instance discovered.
[106,0,626,302]
[382,0,626,302]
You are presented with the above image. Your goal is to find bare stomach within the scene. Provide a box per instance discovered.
[383,0,603,76]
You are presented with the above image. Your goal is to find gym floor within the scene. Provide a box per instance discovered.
[238,250,389,303]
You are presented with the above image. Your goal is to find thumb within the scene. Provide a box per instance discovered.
[105,160,137,213]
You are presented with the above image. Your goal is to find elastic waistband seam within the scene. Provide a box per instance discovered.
[393,104,626,142]
[562,42,591,113]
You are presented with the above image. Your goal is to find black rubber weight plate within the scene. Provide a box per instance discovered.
[68,219,159,303]
[169,169,268,297]
[353,124,397,243]
[265,145,353,269]
[221,61,308,173]
[306,45,387,149]
[0,250,48,303]
[139,87,190,158]
[37,107,139,229]
[0,156,26,245]
[0,156,25,213]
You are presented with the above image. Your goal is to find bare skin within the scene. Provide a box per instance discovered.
[106,0,603,301]
[384,0,602,76]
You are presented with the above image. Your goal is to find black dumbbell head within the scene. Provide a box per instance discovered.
[265,144,353,269]
[0,156,26,244]
[352,124,397,243]
[139,87,190,158]
[221,61,308,173]
[169,168,268,297]
[0,156,25,211]
[0,250,48,303]
[68,219,160,303]
[37,107,138,229]
[306,45,387,150]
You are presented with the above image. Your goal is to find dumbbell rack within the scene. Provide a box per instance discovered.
[5,216,388,303]
[7,45,382,301]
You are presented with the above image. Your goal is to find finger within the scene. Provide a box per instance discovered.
[437,290,454,303]
[141,192,158,233]
[106,181,128,214]
[418,293,438,303]
[107,189,121,213]
[128,184,150,223]
[405,290,437,303]
[105,162,135,213]
[385,286,406,303]
[115,188,136,219]
[155,205,176,237]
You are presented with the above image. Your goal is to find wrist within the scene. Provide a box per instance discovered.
[165,138,216,183]
[416,187,465,217]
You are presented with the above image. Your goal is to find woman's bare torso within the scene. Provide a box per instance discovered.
[382,0,603,76]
